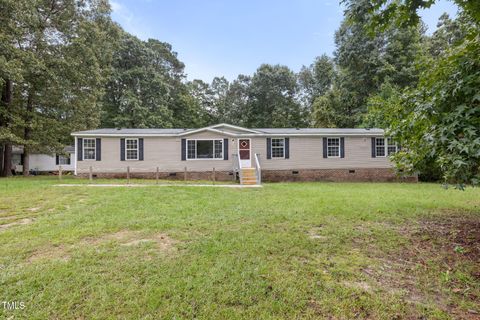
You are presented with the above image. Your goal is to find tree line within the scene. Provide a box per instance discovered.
[1,0,478,185]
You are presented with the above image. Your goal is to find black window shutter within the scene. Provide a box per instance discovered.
[181,139,186,161]
[77,138,83,161]
[139,138,144,161]
[120,139,125,161]
[285,138,289,159]
[371,138,376,158]
[266,138,271,159]
[55,154,59,165]
[340,137,345,158]
[223,138,228,160]
[96,138,101,161]
[67,155,71,165]
[322,137,327,158]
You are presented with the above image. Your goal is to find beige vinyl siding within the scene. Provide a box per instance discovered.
[76,132,236,174]
[76,134,392,174]
[250,136,392,170]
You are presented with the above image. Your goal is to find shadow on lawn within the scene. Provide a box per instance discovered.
[360,213,480,319]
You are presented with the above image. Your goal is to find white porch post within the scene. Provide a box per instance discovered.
[74,137,77,176]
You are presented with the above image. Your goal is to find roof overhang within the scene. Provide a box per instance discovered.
[70,133,178,137]
[71,132,384,137]
[71,123,384,137]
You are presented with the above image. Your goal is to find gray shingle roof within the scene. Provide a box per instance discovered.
[72,125,384,136]
[255,128,384,134]
[72,128,191,135]
[64,146,75,153]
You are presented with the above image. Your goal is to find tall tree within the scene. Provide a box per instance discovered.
[427,13,468,57]
[0,0,117,176]
[209,77,230,123]
[312,0,425,128]
[221,75,251,126]
[346,0,480,185]
[355,0,480,28]
[102,32,210,129]
[245,64,306,128]
[101,33,174,128]
[298,54,335,107]
[334,0,385,111]
[186,79,215,125]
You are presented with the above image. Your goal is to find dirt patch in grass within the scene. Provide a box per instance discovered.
[412,215,480,263]
[122,233,176,250]
[308,225,329,240]
[28,230,178,263]
[342,280,373,292]
[361,213,480,318]
[0,218,34,231]
[28,244,70,263]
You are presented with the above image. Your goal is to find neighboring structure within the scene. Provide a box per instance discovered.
[71,123,416,184]
[12,146,76,174]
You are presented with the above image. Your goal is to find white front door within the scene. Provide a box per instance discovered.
[238,139,251,168]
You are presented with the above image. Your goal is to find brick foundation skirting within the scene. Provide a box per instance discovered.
[77,168,417,182]
[77,170,235,181]
[261,168,417,182]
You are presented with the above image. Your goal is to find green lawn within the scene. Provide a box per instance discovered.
[0,177,479,319]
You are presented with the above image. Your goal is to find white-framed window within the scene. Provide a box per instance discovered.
[83,138,96,160]
[271,138,285,158]
[187,140,196,159]
[375,138,386,157]
[186,139,223,160]
[58,155,70,165]
[375,137,397,157]
[387,138,397,155]
[327,137,340,158]
[125,138,139,160]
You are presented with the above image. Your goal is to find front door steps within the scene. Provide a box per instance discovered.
[240,168,258,185]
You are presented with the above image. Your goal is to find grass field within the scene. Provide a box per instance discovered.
[0,177,479,319]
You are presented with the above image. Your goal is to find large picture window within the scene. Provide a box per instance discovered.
[125,138,138,160]
[271,138,285,158]
[186,139,223,160]
[375,138,397,157]
[83,138,96,160]
[327,138,340,158]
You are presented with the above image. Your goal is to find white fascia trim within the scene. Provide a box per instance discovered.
[210,123,262,134]
[237,133,384,137]
[71,133,178,137]
[177,127,238,137]
[71,132,385,138]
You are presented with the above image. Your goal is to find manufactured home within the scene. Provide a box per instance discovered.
[71,123,416,184]
[11,146,75,174]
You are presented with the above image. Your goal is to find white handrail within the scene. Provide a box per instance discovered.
[254,153,261,185]
[232,153,242,183]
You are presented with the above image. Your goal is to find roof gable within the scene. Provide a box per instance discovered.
[178,124,262,137]
[210,124,262,134]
